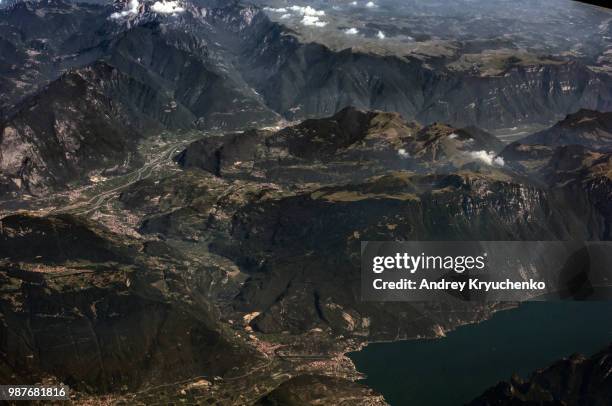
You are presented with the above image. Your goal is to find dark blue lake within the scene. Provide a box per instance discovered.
[349,302,612,406]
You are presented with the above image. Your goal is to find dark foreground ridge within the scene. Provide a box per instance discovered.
[0,214,257,396]
[469,343,612,405]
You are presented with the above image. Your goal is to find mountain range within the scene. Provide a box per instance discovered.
[2,0,612,194]
[1,0,612,404]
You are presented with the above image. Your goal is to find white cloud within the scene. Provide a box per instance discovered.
[151,1,185,14]
[366,1,377,7]
[345,27,359,35]
[376,30,385,39]
[467,150,505,167]
[351,1,358,5]
[264,7,288,13]
[398,149,410,159]
[302,15,327,27]
[110,0,140,19]
[276,5,327,27]
[289,5,325,16]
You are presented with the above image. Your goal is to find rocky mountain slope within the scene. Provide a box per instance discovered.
[255,375,385,406]
[175,106,505,186]
[0,0,279,127]
[1,0,610,131]
[118,109,610,339]
[469,343,612,406]
[0,213,258,395]
[250,45,612,129]
[0,0,610,198]
[0,61,186,195]
[499,110,612,240]
[511,109,612,150]
[2,104,612,403]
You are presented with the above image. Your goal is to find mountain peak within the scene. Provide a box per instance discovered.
[514,109,612,150]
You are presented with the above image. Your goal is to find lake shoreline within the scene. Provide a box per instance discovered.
[348,302,612,406]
